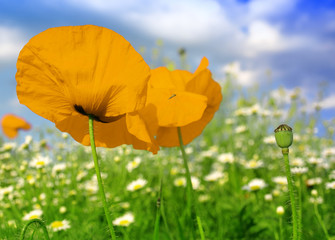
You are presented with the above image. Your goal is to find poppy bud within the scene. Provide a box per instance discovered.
[274,124,293,148]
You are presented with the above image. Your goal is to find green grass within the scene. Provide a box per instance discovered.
[1,78,335,240]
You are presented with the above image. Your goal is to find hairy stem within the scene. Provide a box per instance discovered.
[283,148,298,240]
[20,219,50,240]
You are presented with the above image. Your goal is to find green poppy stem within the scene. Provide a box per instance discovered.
[89,116,116,240]
[282,148,298,240]
[20,219,50,240]
[177,127,206,240]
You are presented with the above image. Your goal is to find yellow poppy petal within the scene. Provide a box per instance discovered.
[55,113,158,153]
[148,89,207,127]
[16,25,155,151]
[16,25,150,124]
[150,67,192,91]
[1,114,31,139]
[145,57,222,147]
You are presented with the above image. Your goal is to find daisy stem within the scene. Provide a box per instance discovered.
[20,219,50,240]
[282,148,298,240]
[298,176,302,238]
[313,202,330,240]
[89,116,116,240]
[278,216,283,240]
[177,127,206,240]
[153,179,162,240]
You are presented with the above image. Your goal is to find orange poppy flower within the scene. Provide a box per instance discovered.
[1,114,31,139]
[16,25,158,153]
[137,57,222,147]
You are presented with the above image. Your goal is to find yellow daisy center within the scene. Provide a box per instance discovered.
[250,185,260,191]
[119,220,130,226]
[249,160,257,168]
[29,215,39,220]
[133,184,142,190]
[36,161,45,166]
[51,221,64,228]
[176,180,184,186]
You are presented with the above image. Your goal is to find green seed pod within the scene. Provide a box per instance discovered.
[274,124,293,148]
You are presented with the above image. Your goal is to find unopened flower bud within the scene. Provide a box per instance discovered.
[276,206,285,215]
[274,124,293,148]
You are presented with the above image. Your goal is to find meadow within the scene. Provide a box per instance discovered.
[1,42,335,239]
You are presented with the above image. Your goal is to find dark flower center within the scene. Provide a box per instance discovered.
[74,104,124,123]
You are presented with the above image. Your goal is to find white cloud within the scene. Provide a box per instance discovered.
[64,0,230,45]
[318,95,335,109]
[248,0,298,19]
[244,20,306,56]
[221,61,257,87]
[59,0,312,56]
[0,26,26,61]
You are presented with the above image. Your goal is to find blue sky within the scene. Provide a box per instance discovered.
[0,0,335,136]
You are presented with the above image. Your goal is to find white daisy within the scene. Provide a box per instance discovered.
[126,178,147,191]
[113,212,134,227]
[23,209,43,221]
[204,171,224,182]
[243,178,267,191]
[49,220,71,232]
[218,153,234,163]
[29,155,52,168]
[126,157,141,172]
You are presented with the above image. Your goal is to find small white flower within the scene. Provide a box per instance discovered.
[264,194,273,201]
[49,220,71,232]
[218,153,234,163]
[311,189,318,196]
[263,135,276,144]
[291,167,308,175]
[204,171,224,182]
[0,185,14,196]
[61,133,69,139]
[59,206,67,214]
[1,142,17,151]
[191,177,200,190]
[185,147,193,154]
[276,206,285,215]
[113,212,134,227]
[30,155,52,168]
[25,135,33,145]
[322,147,335,157]
[126,157,141,172]
[126,178,147,191]
[306,177,322,187]
[272,176,288,185]
[244,160,263,169]
[291,158,305,167]
[23,209,43,221]
[308,157,323,165]
[243,178,267,191]
[235,125,247,134]
[52,163,67,174]
[326,181,335,189]
[174,177,186,187]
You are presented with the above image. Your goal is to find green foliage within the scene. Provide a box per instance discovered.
[0,64,335,240]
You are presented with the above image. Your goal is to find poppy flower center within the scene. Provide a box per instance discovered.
[74,104,124,123]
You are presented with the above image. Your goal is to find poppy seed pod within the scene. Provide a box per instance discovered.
[274,124,293,148]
